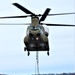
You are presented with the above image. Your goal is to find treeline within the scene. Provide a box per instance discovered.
[0,73,75,75]
[0,74,7,75]
[32,73,75,75]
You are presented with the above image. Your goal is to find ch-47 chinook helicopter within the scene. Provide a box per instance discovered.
[0,3,75,56]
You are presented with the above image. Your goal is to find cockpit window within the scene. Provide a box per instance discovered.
[31,29,39,31]
[26,25,44,35]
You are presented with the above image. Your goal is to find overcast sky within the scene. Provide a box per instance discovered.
[0,0,75,75]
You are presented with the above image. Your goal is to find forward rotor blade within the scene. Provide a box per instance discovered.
[39,8,51,22]
[0,15,31,19]
[0,23,30,25]
[41,23,75,27]
[48,12,75,16]
[13,3,36,16]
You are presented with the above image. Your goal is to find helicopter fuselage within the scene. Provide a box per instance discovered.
[24,25,49,52]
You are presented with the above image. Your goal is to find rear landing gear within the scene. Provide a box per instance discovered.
[24,47,30,56]
[47,51,49,56]
[28,51,30,56]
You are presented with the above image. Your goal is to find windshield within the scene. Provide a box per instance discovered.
[44,27,49,34]
[26,25,44,35]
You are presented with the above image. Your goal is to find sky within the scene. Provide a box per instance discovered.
[0,0,75,75]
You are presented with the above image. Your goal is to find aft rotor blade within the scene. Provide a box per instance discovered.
[41,23,75,27]
[0,23,30,25]
[0,15,31,19]
[13,3,36,16]
[39,8,51,22]
[48,12,75,16]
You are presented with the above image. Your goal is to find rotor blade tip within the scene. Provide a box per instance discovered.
[12,3,17,5]
[47,8,51,10]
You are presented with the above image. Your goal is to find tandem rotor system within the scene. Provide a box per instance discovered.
[0,3,75,75]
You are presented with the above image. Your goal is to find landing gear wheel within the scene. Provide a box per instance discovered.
[24,47,27,51]
[27,51,30,56]
[47,51,49,56]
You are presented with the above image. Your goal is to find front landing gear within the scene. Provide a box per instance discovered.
[24,47,49,56]
[24,47,27,51]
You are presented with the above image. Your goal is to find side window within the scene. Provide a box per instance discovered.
[26,26,30,35]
